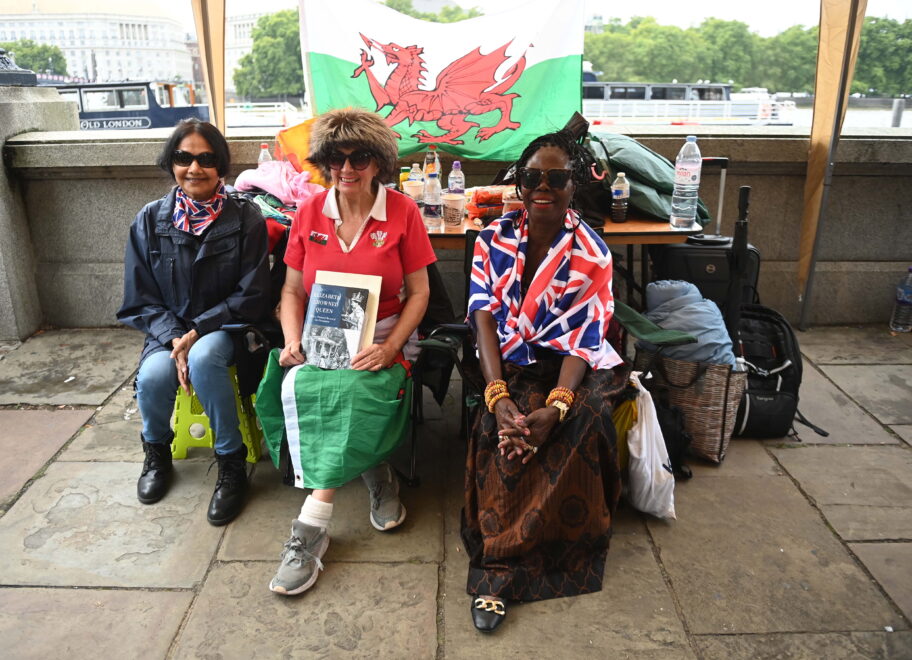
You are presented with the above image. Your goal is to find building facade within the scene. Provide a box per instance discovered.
[0,1,193,82]
[225,13,263,95]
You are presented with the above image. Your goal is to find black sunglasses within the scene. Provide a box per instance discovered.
[328,150,374,171]
[518,167,573,190]
[173,150,218,168]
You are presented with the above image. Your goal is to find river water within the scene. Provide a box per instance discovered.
[789,107,909,128]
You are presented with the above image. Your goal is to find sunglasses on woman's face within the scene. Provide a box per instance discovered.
[518,167,573,190]
[328,150,374,171]
[172,150,218,168]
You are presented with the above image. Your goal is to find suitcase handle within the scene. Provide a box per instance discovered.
[702,157,729,169]
[700,157,729,235]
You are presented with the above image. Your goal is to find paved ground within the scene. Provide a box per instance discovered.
[0,326,910,659]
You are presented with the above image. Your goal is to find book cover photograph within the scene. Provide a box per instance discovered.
[302,271,381,369]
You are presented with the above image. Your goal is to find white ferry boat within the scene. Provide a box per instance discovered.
[582,81,795,126]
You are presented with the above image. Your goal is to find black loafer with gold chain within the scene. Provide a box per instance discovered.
[471,596,507,632]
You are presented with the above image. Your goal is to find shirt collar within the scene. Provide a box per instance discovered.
[321,184,388,224]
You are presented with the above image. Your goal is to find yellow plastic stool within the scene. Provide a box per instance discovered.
[172,365,261,463]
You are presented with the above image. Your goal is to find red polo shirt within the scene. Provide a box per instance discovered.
[284,187,436,320]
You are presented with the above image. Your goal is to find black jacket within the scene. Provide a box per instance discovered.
[117,187,271,364]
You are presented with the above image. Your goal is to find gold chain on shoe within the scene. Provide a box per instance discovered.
[473,597,505,616]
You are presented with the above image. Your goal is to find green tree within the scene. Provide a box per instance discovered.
[233,10,303,98]
[584,31,635,81]
[854,17,911,96]
[384,0,482,22]
[695,19,760,86]
[0,39,67,75]
[627,20,709,83]
[756,25,818,93]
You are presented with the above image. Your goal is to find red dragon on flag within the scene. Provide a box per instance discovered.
[352,34,528,145]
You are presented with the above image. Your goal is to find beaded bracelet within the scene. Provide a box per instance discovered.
[487,390,511,413]
[484,379,510,412]
[484,379,508,398]
[546,386,575,408]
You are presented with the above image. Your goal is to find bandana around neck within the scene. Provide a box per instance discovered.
[172,183,227,235]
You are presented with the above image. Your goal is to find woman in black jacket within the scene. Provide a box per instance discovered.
[117,118,270,525]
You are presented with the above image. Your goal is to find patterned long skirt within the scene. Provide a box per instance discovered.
[461,358,628,602]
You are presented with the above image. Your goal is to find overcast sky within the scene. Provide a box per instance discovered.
[163,0,911,37]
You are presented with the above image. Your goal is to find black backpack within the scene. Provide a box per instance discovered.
[734,304,827,439]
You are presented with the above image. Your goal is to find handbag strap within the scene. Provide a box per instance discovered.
[648,353,710,389]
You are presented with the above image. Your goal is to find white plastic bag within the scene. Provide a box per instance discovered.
[626,372,676,520]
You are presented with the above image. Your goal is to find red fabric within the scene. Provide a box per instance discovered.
[285,189,436,320]
[265,217,287,253]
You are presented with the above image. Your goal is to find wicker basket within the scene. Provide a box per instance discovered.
[634,350,746,464]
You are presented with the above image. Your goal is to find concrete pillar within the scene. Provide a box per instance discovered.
[0,86,78,340]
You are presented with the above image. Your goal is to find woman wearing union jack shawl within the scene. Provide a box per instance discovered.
[462,130,629,633]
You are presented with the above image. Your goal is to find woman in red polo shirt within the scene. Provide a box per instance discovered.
[268,108,436,597]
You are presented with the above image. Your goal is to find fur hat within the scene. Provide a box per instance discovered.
[308,107,399,184]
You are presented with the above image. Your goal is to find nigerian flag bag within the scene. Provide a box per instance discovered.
[255,348,412,489]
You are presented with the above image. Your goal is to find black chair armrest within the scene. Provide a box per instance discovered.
[430,323,472,337]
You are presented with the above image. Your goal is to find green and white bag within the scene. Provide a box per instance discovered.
[256,349,411,489]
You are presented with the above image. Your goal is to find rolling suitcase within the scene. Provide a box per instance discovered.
[650,158,760,313]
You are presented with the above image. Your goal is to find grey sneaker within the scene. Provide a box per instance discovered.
[362,462,406,531]
[268,520,329,596]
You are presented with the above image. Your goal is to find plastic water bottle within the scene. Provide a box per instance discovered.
[889,266,912,332]
[407,163,423,182]
[610,172,630,223]
[670,135,702,228]
[257,143,272,164]
[423,144,440,179]
[447,160,465,194]
[423,172,442,219]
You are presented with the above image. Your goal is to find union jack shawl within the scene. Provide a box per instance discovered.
[468,210,622,369]
[172,183,227,235]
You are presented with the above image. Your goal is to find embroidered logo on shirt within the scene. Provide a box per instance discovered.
[370,230,387,247]
[309,231,329,245]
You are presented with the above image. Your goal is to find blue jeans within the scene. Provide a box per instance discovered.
[135,330,242,455]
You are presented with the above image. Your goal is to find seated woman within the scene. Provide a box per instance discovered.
[117,118,271,525]
[269,108,435,596]
[462,130,627,632]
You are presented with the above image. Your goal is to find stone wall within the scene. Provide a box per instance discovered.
[0,87,78,340]
[3,125,911,338]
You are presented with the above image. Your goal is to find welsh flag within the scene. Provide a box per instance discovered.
[299,0,585,161]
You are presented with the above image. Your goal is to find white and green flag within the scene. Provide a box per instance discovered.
[299,0,584,160]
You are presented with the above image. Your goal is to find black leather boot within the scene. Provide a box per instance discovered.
[207,446,249,526]
[137,440,173,504]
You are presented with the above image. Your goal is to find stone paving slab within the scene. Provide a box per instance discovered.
[695,631,912,659]
[892,425,912,444]
[799,326,912,365]
[59,419,145,462]
[0,340,20,359]
[0,329,142,405]
[0,587,193,660]
[59,385,143,462]
[0,461,222,588]
[819,365,912,425]
[647,475,904,634]
[771,446,912,541]
[689,439,782,477]
[850,542,912,622]
[790,364,900,444]
[172,561,438,659]
[0,409,93,506]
